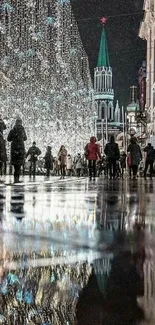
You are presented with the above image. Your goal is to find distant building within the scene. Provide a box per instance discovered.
[139,0,155,145]
[126,86,139,136]
[94,24,122,142]
[126,85,147,145]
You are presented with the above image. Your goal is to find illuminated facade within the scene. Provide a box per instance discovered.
[139,0,155,145]
[138,61,146,111]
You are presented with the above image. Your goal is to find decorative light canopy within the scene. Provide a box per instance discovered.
[0,0,95,155]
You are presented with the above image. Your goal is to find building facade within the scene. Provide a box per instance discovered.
[94,25,122,142]
[139,0,155,145]
[126,86,140,136]
[138,61,146,111]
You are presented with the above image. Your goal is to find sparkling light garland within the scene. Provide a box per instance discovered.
[0,0,95,155]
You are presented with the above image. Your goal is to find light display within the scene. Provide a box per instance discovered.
[0,0,95,155]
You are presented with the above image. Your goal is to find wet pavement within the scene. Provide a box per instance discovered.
[0,175,155,324]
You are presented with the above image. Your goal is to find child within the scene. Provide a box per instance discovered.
[66,154,72,176]
[76,153,82,177]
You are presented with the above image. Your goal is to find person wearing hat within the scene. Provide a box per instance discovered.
[26,141,41,179]
[7,118,27,183]
[43,146,54,177]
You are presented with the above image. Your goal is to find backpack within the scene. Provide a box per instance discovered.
[107,143,119,159]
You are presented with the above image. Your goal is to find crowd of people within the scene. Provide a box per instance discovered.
[0,116,155,183]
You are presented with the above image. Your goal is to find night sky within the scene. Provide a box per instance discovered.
[72,0,146,107]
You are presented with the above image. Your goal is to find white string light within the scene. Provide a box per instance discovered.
[0,0,95,155]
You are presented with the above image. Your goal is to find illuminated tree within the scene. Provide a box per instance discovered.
[0,0,95,155]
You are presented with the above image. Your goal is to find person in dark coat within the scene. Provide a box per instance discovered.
[85,136,101,180]
[44,146,53,177]
[26,141,41,179]
[0,114,6,135]
[104,135,120,179]
[0,133,7,177]
[143,143,155,178]
[7,118,27,183]
[127,137,142,179]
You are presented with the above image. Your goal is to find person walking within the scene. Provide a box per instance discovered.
[0,114,6,135]
[7,118,27,183]
[66,154,72,176]
[44,146,53,177]
[26,141,41,179]
[143,143,155,178]
[58,145,67,179]
[76,153,82,177]
[127,137,142,179]
[120,151,127,177]
[0,132,6,179]
[85,136,101,180]
[104,135,120,179]
[53,158,60,176]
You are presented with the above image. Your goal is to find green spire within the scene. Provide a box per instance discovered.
[97,27,110,67]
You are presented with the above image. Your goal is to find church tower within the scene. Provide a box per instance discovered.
[115,100,121,123]
[94,20,114,139]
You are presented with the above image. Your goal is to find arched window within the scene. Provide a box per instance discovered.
[108,102,114,120]
[95,101,100,119]
[101,68,105,92]
[97,70,101,92]
[107,71,109,90]
[108,68,112,89]
[94,70,99,91]
[100,101,107,119]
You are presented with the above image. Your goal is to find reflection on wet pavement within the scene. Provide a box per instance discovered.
[0,176,155,323]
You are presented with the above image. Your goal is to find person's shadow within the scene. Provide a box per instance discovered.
[76,268,104,325]
[76,250,145,325]
[103,251,144,325]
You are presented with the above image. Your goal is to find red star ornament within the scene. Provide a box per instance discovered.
[100,17,108,25]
